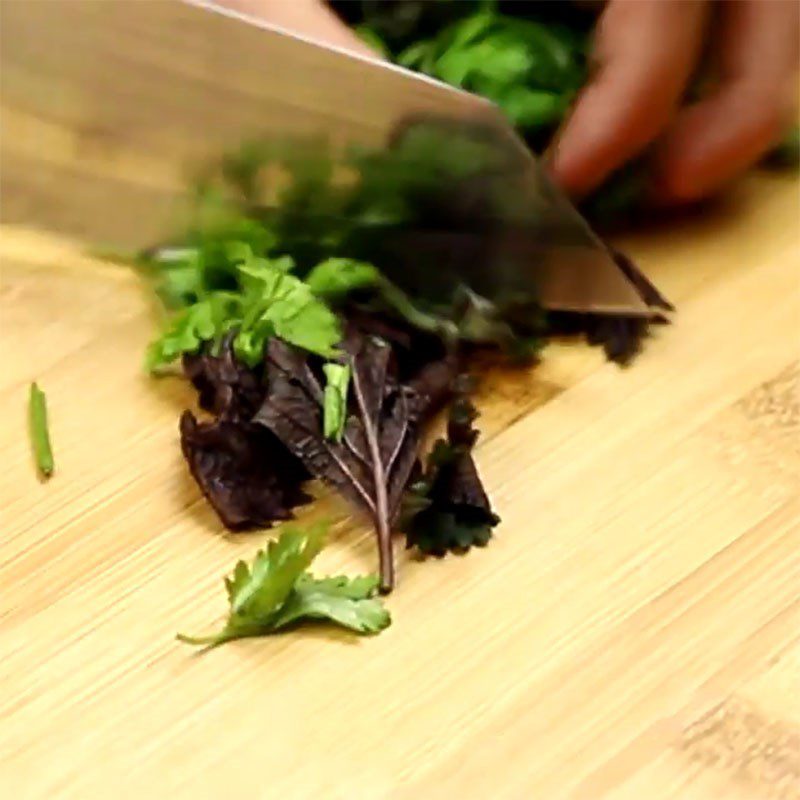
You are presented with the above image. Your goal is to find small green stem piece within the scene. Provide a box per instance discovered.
[29,382,54,479]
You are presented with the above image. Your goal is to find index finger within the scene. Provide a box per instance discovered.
[653,0,799,202]
[550,0,709,197]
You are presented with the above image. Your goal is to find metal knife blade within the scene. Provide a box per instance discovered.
[0,0,663,315]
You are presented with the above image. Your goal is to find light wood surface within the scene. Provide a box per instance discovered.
[1,173,799,799]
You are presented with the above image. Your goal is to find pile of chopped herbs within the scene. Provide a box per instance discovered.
[131,45,688,645]
[138,132,665,619]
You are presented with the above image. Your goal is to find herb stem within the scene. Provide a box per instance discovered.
[377,278,459,342]
[28,382,54,479]
[350,364,394,592]
[175,633,219,646]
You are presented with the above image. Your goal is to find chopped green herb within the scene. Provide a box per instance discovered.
[306,257,381,299]
[269,573,390,634]
[353,24,390,58]
[336,2,799,221]
[234,250,342,364]
[145,292,243,373]
[178,522,390,648]
[395,12,585,136]
[28,382,54,479]
[322,362,351,442]
[145,247,342,372]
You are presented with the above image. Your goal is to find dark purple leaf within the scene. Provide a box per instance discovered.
[254,334,431,590]
[546,311,650,366]
[402,382,499,557]
[256,340,376,514]
[343,307,456,388]
[544,249,672,365]
[407,351,460,418]
[342,308,414,351]
[179,411,311,531]
[182,338,263,421]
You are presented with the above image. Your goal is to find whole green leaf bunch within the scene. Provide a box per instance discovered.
[397,10,586,135]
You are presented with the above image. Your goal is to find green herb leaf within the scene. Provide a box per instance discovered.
[494,86,566,128]
[322,362,351,441]
[270,573,390,634]
[145,244,344,372]
[291,573,380,600]
[178,522,328,647]
[230,522,327,618]
[306,258,381,299]
[234,251,342,364]
[393,12,585,135]
[178,524,391,647]
[439,37,532,88]
[397,40,434,70]
[145,292,243,372]
[354,24,390,58]
[28,382,54,479]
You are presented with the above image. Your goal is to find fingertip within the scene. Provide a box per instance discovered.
[548,136,595,198]
[653,86,791,202]
[547,0,709,199]
[654,0,799,203]
[550,85,679,198]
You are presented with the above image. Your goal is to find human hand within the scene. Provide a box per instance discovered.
[549,0,799,203]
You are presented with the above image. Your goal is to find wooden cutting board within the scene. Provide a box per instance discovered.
[1,173,799,800]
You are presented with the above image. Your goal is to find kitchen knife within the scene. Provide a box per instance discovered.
[0,0,665,315]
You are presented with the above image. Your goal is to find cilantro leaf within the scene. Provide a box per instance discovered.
[307,257,460,343]
[395,13,584,135]
[145,292,243,373]
[291,573,380,600]
[144,247,206,308]
[145,246,343,372]
[349,2,797,223]
[178,521,327,647]
[178,523,391,647]
[229,521,326,619]
[306,258,381,298]
[322,362,350,442]
[234,250,342,365]
[270,573,390,634]
[494,85,567,128]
